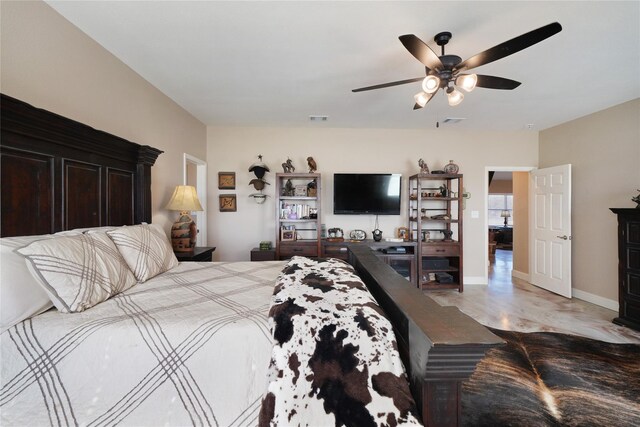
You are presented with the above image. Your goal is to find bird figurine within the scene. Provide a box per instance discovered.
[307,157,317,173]
[249,154,270,179]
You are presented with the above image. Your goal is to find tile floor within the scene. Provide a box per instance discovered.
[427,249,640,344]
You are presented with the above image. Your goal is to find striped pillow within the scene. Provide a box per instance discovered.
[18,232,137,313]
[106,223,178,282]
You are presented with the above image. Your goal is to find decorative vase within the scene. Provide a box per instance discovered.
[171,212,197,252]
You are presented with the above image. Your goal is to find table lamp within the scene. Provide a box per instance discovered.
[500,210,511,227]
[165,185,203,252]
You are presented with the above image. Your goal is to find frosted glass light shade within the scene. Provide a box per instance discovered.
[456,74,478,92]
[165,185,203,212]
[414,92,432,107]
[421,75,440,94]
[447,87,464,106]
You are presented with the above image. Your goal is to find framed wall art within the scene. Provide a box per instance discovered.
[218,172,236,189]
[219,194,237,212]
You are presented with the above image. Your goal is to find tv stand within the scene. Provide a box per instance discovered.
[322,240,417,286]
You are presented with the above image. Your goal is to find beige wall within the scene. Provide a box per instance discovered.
[489,178,513,194]
[512,172,529,275]
[0,1,207,233]
[207,127,538,282]
[539,98,640,304]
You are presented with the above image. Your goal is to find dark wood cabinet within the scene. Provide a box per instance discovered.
[322,240,417,286]
[275,173,321,260]
[251,248,276,261]
[610,208,640,331]
[409,174,464,291]
[175,246,216,262]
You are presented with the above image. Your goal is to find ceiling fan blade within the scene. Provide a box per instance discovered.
[475,75,521,90]
[352,77,423,92]
[399,34,443,71]
[456,22,562,72]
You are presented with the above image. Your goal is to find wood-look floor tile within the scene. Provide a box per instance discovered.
[427,249,640,343]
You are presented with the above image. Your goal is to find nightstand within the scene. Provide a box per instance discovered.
[175,247,216,262]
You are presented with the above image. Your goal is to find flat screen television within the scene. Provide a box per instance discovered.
[333,173,402,215]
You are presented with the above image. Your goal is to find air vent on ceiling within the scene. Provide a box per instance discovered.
[309,115,328,122]
[442,117,466,124]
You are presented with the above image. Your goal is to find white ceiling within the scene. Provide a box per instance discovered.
[46,1,640,131]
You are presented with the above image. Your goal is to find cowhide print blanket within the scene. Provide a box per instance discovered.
[258,256,421,427]
[462,327,640,427]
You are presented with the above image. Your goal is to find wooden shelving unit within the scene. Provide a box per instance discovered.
[275,173,321,259]
[409,174,464,292]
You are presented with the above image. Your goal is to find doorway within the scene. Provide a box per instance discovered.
[484,166,535,285]
[183,153,207,247]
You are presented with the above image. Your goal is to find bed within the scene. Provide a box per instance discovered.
[0,94,502,426]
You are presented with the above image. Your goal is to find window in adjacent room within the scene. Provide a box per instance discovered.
[488,194,513,227]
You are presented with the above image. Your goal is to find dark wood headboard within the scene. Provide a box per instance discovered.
[1,94,163,237]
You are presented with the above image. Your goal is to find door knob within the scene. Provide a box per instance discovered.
[556,235,569,240]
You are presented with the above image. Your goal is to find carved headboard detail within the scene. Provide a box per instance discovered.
[1,94,163,237]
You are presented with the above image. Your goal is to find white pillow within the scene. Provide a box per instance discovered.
[106,223,178,282]
[18,232,137,313]
[1,235,55,331]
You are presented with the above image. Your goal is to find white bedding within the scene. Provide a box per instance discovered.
[1,260,286,427]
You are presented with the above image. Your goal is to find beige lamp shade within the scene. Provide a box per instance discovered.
[166,185,203,253]
[165,185,203,212]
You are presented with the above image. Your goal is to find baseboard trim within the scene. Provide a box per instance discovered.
[511,269,530,282]
[464,276,487,285]
[573,289,618,311]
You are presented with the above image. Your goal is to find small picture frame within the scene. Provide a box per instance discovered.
[397,226,409,241]
[281,228,296,241]
[219,194,237,212]
[218,172,236,190]
[294,185,307,197]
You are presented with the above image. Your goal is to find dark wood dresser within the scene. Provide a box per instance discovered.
[610,208,640,331]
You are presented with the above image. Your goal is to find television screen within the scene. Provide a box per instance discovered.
[333,173,402,215]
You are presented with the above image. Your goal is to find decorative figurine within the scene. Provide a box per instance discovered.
[281,158,295,173]
[283,179,295,196]
[307,179,317,197]
[418,158,429,175]
[249,155,270,203]
[633,189,640,208]
[307,156,317,173]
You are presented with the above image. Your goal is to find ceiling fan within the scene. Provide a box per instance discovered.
[352,22,562,109]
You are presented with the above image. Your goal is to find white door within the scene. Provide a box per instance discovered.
[529,164,572,297]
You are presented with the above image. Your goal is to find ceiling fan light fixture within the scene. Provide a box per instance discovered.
[421,75,440,94]
[414,91,432,107]
[446,87,464,106]
[456,73,478,92]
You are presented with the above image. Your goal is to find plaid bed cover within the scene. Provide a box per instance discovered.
[1,261,285,427]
